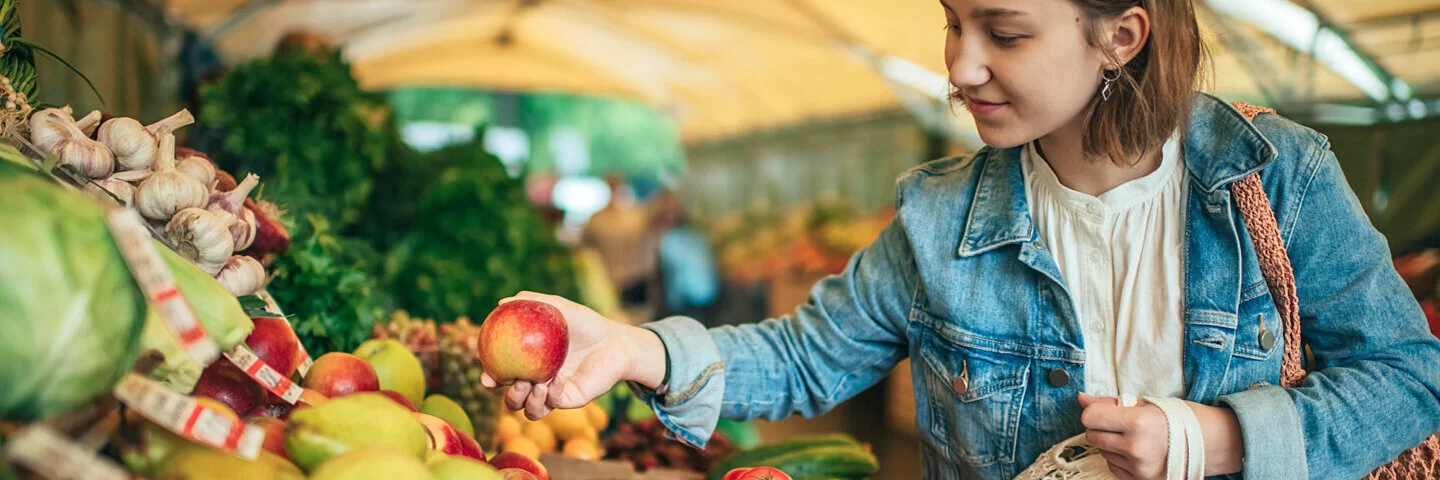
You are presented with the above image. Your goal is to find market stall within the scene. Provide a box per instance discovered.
[0,5,882,477]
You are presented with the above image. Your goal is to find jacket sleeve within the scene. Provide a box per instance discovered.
[1217,140,1440,479]
[630,211,920,448]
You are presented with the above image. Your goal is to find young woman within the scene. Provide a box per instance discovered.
[483,0,1440,478]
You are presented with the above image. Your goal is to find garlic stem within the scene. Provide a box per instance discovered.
[144,109,194,137]
[75,110,102,137]
[209,173,259,216]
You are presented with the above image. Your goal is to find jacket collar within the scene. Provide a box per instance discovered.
[958,93,1278,257]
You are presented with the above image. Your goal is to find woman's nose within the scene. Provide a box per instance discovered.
[948,37,991,90]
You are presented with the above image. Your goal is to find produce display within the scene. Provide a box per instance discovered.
[0,27,880,480]
[710,198,892,285]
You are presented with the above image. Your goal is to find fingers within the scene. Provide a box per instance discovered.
[480,372,497,389]
[525,382,554,420]
[1080,401,1131,433]
[504,381,532,412]
[1085,430,1131,457]
[1078,392,1118,408]
[1101,451,1136,480]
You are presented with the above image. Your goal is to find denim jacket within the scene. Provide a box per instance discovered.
[633,94,1440,479]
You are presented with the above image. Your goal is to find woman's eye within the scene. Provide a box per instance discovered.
[991,33,1021,46]
[943,23,961,34]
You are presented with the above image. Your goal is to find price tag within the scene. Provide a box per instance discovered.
[224,345,303,404]
[106,208,219,365]
[3,425,129,480]
[112,374,264,460]
[256,288,313,377]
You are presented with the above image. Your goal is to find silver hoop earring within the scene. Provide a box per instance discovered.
[1100,69,1121,102]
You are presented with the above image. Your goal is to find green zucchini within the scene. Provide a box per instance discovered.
[765,445,879,480]
[707,434,861,480]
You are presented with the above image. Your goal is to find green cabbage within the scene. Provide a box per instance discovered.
[0,161,147,421]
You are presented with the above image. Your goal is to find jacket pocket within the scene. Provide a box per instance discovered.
[917,325,1031,467]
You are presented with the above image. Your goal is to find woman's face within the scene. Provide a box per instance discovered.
[942,0,1108,148]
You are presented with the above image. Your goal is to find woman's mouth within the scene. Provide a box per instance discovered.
[965,98,1008,115]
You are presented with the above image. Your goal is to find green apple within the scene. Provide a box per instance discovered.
[420,394,475,438]
[354,339,426,406]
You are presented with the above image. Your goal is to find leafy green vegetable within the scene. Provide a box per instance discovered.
[0,160,146,421]
[266,213,391,355]
[198,50,390,230]
[380,133,578,322]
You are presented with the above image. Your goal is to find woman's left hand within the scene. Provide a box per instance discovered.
[1078,393,1245,479]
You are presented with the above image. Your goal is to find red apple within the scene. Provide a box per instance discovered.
[379,390,418,412]
[488,452,549,480]
[414,413,486,462]
[247,416,288,460]
[497,469,540,480]
[298,388,328,408]
[244,316,302,377]
[246,401,294,420]
[193,359,265,417]
[478,300,569,385]
[301,353,380,398]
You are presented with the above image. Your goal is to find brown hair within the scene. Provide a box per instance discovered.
[1075,0,1208,165]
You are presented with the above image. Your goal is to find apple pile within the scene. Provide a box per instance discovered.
[115,313,558,480]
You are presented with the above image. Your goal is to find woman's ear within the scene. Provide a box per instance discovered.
[1105,5,1151,67]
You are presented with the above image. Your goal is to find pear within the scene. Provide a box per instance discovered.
[155,447,302,480]
[285,392,429,472]
[420,394,475,438]
[431,456,502,480]
[309,446,435,480]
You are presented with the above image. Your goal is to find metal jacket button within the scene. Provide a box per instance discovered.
[1259,329,1277,350]
[1047,368,1070,387]
[953,360,969,395]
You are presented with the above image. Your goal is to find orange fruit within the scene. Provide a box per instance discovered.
[501,436,542,460]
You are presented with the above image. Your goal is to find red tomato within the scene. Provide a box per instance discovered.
[720,468,753,480]
[736,467,792,480]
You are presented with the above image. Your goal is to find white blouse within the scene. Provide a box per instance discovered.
[1021,134,1188,399]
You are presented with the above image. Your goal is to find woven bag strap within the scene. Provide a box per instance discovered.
[1226,101,1307,389]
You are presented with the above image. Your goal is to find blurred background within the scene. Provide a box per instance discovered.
[19,0,1440,478]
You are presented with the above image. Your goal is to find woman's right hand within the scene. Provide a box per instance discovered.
[479,291,667,420]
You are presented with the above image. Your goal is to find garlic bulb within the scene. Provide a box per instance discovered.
[85,177,136,207]
[178,155,217,189]
[30,110,115,179]
[28,107,75,152]
[135,134,207,221]
[165,207,235,275]
[215,255,266,296]
[236,208,258,251]
[51,136,115,178]
[208,173,260,250]
[99,109,194,171]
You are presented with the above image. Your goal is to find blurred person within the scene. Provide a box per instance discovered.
[580,175,666,323]
[488,0,1440,478]
[652,191,721,321]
